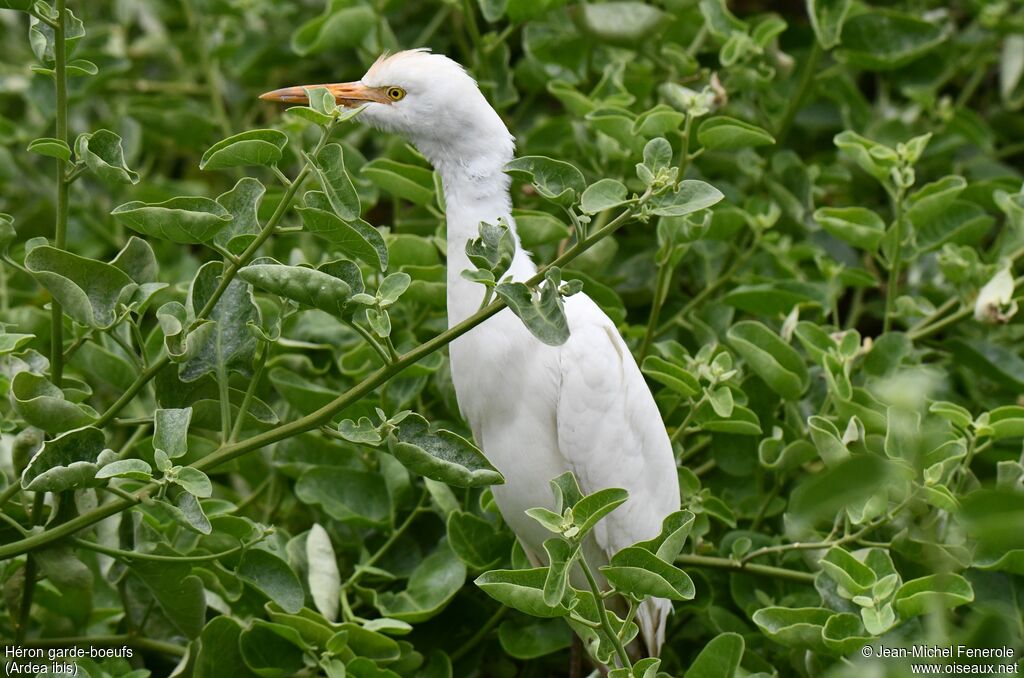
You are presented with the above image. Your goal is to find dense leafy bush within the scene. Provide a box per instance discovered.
[1,0,1023,676]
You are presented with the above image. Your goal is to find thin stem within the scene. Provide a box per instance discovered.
[93,358,167,427]
[0,511,29,536]
[72,538,249,563]
[638,259,673,362]
[670,394,707,444]
[908,296,957,334]
[675,554,816,583]
[413,3,452,48]
[0,200,647,561]
[883,189,906,333]
[450,605,508,662]
[181,0,231,136]
[342,492,429,591]
[344,317,392,364]
[106,327,142,368]
[579,556,631,670]
[50,0,70,386]
[0,482,22,507]
[741,496,913,565]
[618,599,638,643]
[217,364,232,442]
[229,349,267,443]
[656,233,760,337]
[907,305,970,341]
[775,42,822,145]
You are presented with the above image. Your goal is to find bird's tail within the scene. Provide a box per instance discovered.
[636,596,672,657]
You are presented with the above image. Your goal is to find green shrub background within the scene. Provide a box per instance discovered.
[1,0,1024,676]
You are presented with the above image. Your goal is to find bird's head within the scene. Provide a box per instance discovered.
[260,49,513,173]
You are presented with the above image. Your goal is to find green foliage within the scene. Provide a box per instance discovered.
[1,0,1023,676]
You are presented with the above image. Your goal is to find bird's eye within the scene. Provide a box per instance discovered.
[386,87,406,101]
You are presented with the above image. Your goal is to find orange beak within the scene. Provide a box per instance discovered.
[259,82,389,106]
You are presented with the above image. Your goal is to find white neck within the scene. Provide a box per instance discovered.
[423,141,536,326]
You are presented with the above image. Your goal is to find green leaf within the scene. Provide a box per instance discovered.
[820,547,876,596]
[751,607,832,652]
[0,332,32,355]
[475,568,571,617]
[200,129,288,170]
[169,492,212,534]
[641,356,700,397]
[296,192,387,270]
[697,116,775,151]
[542,538,578,606]
[634,510,695,562]
[25,245,137,328]
[789,455,893,528]
[572,487,628,538]
[174,467,212,497]
[11,371,96,434]
[96,458,152,481]
[67,58,97,76]
[648,180,724,217]
[684,632,744,678]
[495,267,575,346]
[580,178,629,214]
[239,260,354,315]
[237,549,304,614]
[601,546,695,600]
[20,425,104,492]
[239,620,307,678]
[29,7,84,62]
[806,0,851,49]
[579,1,664,45]
[915,201,993,252]
[129,553,206,638]
[387,412,504,487]
[75,129,139,185]
[833,131,897,182]
[195,617,258,678]
[378,272,411,306]
[838,10,948,70]
[807,416,849,467]
[311,143,361,221]
[505,156,585,206]
[27,137,70,161]
[985,406,1024,440]
[290,4,377,56]
[814,206,885,251]
[305,523,341,622]
[447,511,512,570]
[371,541,466,622]
[215,177,265,255]
[153,407,191,458]
[905,175,967,225]
[361,158,435,205]
[498,618,572,659]
[180,261,260,381]
[466,220,516,281]
[727,321,808,400]
[295,467,391,526]
[821,613,871,655]
[111,197,232,244]
[893,573,973,618]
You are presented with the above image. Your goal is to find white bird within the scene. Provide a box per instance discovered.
[261,49,680,657]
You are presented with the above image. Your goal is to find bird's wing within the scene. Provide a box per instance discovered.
[555,293,680,655]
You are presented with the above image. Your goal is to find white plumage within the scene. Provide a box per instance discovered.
[267,49,681,657]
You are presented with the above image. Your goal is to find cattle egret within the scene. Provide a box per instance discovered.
[261,49,681,658]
